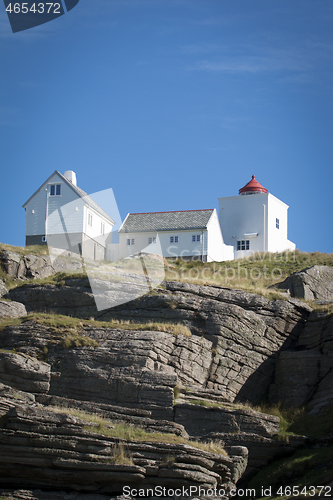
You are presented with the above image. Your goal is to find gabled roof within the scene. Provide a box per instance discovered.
[23,170,115,225]
[119,209,215,233]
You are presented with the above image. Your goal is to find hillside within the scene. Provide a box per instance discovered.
[0,244,333,499]
[2,242,333,299]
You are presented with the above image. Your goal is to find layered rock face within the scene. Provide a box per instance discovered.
[0,352,50,393]
[6,280,312,405]
[0,384,245,498]
[0,322,308,495]
[269,310,333,411]
[1,260,333,497]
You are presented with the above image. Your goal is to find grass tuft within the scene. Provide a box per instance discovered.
[51,407,227,456]
[0,312,191,338]
[165,250,333,297]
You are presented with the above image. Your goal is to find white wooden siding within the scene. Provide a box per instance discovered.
[83,205,112,241]
[25,172,83,236]
[119,229,209,259]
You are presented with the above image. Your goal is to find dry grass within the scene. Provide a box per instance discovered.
[110,442,134,465]
[0,312,191,337]
[165,249,333,294]
[310,302,333,315]
[51,407,227,456]
[0,242,49,256]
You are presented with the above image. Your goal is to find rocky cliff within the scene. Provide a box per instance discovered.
[1,249,333,498]
[5,278,316,407]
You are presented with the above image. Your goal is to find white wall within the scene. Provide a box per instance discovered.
[206,210,234,262]
[267,194,296,252]
[25,172,83,237]
[83,205,114,248]
[218,192,295,258]
[219,192,268,258]
[119,228,210,260]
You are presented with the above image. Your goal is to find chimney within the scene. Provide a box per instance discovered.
[64,170,77,186]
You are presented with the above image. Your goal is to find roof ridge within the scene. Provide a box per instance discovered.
[129,209,214,215]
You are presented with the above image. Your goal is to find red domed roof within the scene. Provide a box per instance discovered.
[239,175,268,195]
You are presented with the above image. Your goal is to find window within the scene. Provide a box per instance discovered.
[170,236,179,243]
[237,240,250,251]
[127,238,135,246]
[131,239,135,245]
[170,236,174,243]
[127,239,131,246]
[50,184,61,196]
[101,223,105,235]
[175,236,179,243]
[276,218,280,229]
[88,213,93,226]
[192,234,201,242]
[148,237,156,244]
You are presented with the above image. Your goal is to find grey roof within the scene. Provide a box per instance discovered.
[23,170,115,225]
[119,209,215,233]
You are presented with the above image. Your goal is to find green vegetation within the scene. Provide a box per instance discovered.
[249,446,333,499]
[51,406,227,456]
[256,402,333,440]
[173,385,181,400]
[241,403,333,499]
[186,399,333,442]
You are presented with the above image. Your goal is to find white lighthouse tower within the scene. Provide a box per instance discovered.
[218,175,296,259]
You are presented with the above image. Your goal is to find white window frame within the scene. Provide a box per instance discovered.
[88,213,93,226]
[276,218,280,229]
[101,223,105,235]
[237,240,250,251]
[49,184,62,196]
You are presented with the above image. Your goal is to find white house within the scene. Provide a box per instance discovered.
[218,175,296,259]
[23,170,115,261]
[118,209,234,262]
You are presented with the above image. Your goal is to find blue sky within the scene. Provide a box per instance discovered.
[1,0,333,253]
